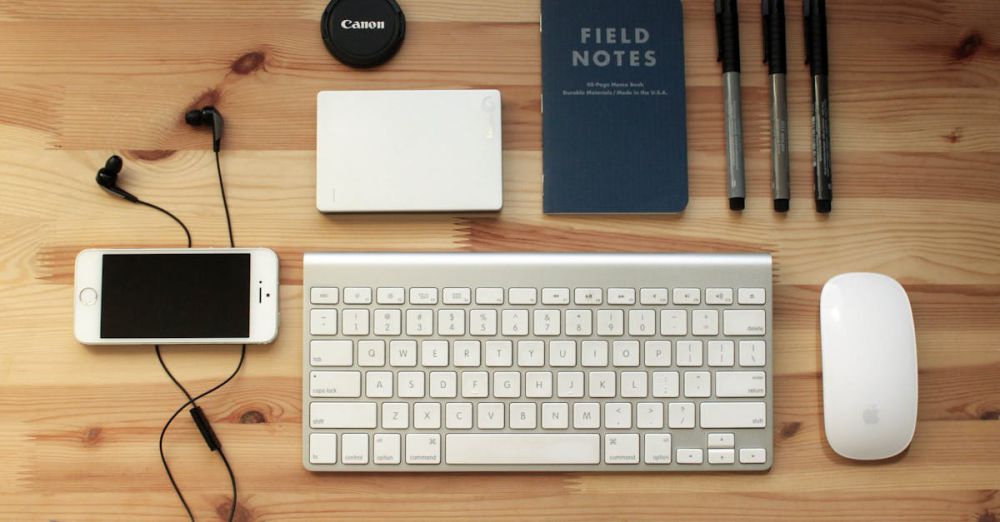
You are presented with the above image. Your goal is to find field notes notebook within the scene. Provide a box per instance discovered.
[541,0,688,213]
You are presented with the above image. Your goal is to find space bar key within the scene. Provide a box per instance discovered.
[446,434,600,465]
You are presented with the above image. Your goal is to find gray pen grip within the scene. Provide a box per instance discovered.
[812,74,832,202]
[770,73,790,201]
[723,72,745,199]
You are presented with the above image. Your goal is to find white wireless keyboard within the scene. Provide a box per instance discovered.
[302,253,773,471]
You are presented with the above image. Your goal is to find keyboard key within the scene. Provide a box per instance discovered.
[484,340,513,367]
[608,288,636,305]
[604,403,631,429]
[389,340,417,367]
[373,433,401,464]
[738,288,766,305]
[510,403,537,429]
[541,402,569,429]
[700,402,767,428]
[365,371,393,398]
[509,288,538,305]
[549,340,576,367]
[310,309,338,336]
[533,309,561,336]
[446,403,473,429]
[574,288,603,305]
[715,371,766,397]
[344,287,372,305]
[643,434,671,464]
[707,433,735,448]
[612,341,640,367]
[376,287,404,304]
[708,448,736,464]
[708,340,735,367]
[494,372,521,398]
[566,309,593,336]
[453,341,481,367]
[673,288,701,305]
[437,309,465,336]
[589,371,616,398]
[692,309,719,336]
[357,340,385,367]
[309,433,337,464]
[541,288,570,305]
[413,403,441,429]
[668,402,695,428]
[475,287,504,305]
[525,372,553,398]
[640,288,669,305]
[406,309,433,336]
[652,371,680,398]
[644,341,671,366]
[310,402,377,429]
[310,371,361,398]
[724,310,767,336]
[557,372,584,398]
[461,371,488,398]
[739,340,766,367]
[573,403,600,429]
[373,309,402,336]
[341,309,370,336]
[311,287,339,305]
[740,448,767,464]
[421,340,448,367]
[501,309,529,336]
[604,433,639,464]
[581,340,608,367]
[470,309,497,336]
[310,340,352,366]
[517,341,545,367]
[381,403,409,429]
[628,310,655,336]
[397,372,425,398]
[341,434,368,465]
[660,310,687,336]
[405,434,441,464]
[446,434,599,465]
[676,341,703,366]
[684,371,711,398]
[442,287,471,305]
[706,288,734,305]
[410,287,438,304]
[597,309,624,336]
[429,371,457,398]
[620,372,647,398]
[637,402,664,429]
[677,448,704,464]
[477,403,504,429]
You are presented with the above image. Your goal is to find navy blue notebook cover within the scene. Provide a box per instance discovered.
[542,0,688,213]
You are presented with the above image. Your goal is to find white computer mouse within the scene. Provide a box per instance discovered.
[820,273,918,460]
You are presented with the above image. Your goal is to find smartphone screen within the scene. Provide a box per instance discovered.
[100,253,251,339]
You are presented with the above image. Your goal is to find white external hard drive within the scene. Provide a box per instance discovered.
[316,89,503,213]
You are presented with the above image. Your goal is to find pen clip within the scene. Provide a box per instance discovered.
[762,0,771,64]
[803,0,813,65]
[715,0,725,63]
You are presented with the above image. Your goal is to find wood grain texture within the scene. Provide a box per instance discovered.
[0,0,998,520]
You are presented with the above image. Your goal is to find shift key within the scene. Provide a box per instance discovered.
[700,402,766,428]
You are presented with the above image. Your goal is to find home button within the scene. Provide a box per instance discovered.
[79,288,98,306]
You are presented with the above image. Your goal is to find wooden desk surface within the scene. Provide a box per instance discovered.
[1,0,998,520]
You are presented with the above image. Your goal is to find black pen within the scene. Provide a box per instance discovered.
[715,0,745,211]
[763,0,789,212]
[804,0,832,213]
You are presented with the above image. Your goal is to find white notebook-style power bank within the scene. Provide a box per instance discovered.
[316,90,503,213]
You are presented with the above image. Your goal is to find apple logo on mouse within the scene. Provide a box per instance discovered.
[863,404,880,425]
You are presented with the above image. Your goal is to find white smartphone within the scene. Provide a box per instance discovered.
[74,248,280,345]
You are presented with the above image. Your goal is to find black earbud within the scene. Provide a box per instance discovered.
[95,155,139,203]
[185,106,224,152]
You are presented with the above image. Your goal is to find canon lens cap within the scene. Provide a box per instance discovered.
[321,0,405,68]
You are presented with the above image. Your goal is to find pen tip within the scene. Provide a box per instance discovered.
[729,198,745,211]
[816,199,832,213]
[774,199,789,212]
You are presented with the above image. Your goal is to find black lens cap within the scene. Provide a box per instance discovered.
[321,0,406,68]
